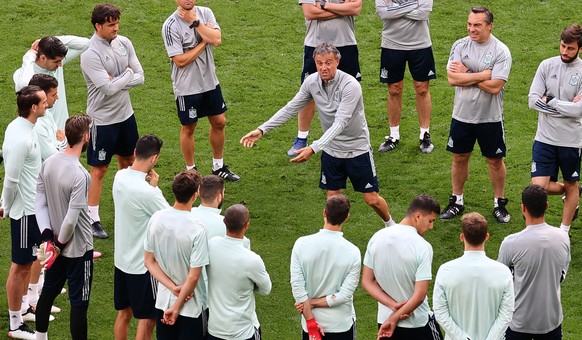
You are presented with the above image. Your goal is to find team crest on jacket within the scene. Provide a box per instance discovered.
[569,74,580,86]
[118,45,127,56]
[483,52,493,66]
[333,89,340,103]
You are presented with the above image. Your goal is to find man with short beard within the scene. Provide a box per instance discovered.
[528,23,582,234]
[34,115,94,340]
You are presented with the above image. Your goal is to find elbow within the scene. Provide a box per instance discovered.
[209,37,222,47]
[361,279,371,294]
[489,88,503,96]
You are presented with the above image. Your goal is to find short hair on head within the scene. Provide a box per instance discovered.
[561,23,582,49]
[406,194,441,216]
[92,3,121,28]
[224,204,250,234]
[325,194,350,226]
[199,175,224,203]
[135,134,163,160]
[28,74,58,93]
[65,115,92,146]
[471,6,494,24]
[37,36,68,60]
[313,42,342,61]
[16,85,43,118]
[521,184,547,218]
[172,170,202,204]
[461,212,488,246]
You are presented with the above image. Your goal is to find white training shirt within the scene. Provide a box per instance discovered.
[1,117,41,219]
[433,251,514,340]
[144,207,209,318]
[298,0,357,48]
[363,224,433,328]
[375,0,433,50]
[34,110,66,162]
[207,235,271,339]
[113,167,169,274]
[290,229,361,333]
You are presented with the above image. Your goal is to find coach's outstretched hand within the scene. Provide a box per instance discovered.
[290,146,314,163]
[240,129,263,148]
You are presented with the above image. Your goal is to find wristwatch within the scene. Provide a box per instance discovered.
[189,20,200,29]
[320,0,326,9]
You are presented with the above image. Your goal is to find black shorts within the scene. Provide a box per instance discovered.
[506,324,562,340]
[114,267,157,319]
[380,47,437,83]
[43,250,93,308]
[378,315,442,340]
[446,118,506,158]
[531,141,581,182]
[320,151,379,193]
[208,326,261,340]
[176,85,227,126]
[10,215,41,265]
[302,322,355,340]
[302,45,361,83]
[156,308,208,340]
[87,115,139,166]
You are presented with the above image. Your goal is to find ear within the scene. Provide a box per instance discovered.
[485,232,490,242]
[459,233,464,242]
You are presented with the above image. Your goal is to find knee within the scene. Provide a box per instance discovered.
[363,193,381,207]
[487,157,504,169]
[388,83,404,97]
[414,83,429,97]
[90,165,109,179]
[210,115,226,130]
[117,308,133,322]
[181,124,196,136]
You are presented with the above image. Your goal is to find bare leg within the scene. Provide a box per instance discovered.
[6,263,32,312]
[387,82,404,129]
[208,114,226,159]
[562,180,579,226]
[298,100,316,132]
[532,176,565,195]
[362,192,391,222]
[180,123,197,167]
[413,80,431,129]
[88,165,109,207]
[452,153,471,195]
[136,318,156,340]
[114,308,132,340]
[117,155,134,170]
[487,157,506,198]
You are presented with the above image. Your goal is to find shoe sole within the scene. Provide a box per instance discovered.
[420,145,435,154]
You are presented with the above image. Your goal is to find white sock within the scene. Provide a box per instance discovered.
[212,158,224,171]
[186,164,196,171]
[454,194,464,206]
[88,205,100,223]
[36,332,48,340]
[27,284,39,307]
[384,217,396,227]
[420,127,430,140]
[9,310,22,330]
[390,126,400,140]
[560,223,570,233]
[20,296,29,314]
[298,131,309,139]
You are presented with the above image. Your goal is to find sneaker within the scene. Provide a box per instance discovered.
[212,165,240,182]
[50,305,61,314]
[378,136,399,152]
[493,198,511,223]
[419,132,435,154]
[440,195,464,220]
[21,307,55,322]
[562,184,582,221]
[8,323,35,340]
[287,137,308,157]
[60,288,66,295]
[92,221,109,239]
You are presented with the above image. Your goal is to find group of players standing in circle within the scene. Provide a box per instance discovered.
[1,0,581,339]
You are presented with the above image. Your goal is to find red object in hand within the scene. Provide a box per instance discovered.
[306,318,322,340]
[42,241,60,270]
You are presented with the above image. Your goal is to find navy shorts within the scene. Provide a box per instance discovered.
[114,267,157,319]
[531,141,581,182]
[379,315,442,340]
[302,322,355,340]
[208,326,261,340]
[380,46,437,83]
[87,115,139,166]
[156,308,208,340]
[302,45,361,83]
[320,151,379,193]
[506,324,562,340]
[446,118,506,158]
[176,85,227,126]
[43,250,93,308]
[10,215,41,265]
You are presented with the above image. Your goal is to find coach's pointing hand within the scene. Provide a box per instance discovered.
[290,146,314,163]
[240,129,263,148]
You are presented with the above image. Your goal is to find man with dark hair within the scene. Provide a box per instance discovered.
[144,170,208,339]
[81,3,145,239]
[242,42,394,227]
[376,0,436,154]
[113,135,169,340]
[14,35,89,130]
[498,184,570,339]
[191,175,227,241]
[362,194,442,339]
[291,194,361,339]
[441,6,512,223]
[1,85,46,339]
[28,74,67,162]
[433,212,513,339]
[35,114,94,340]
[207,204,271,339]
[162,0,240,181]
[528,23,582,234]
